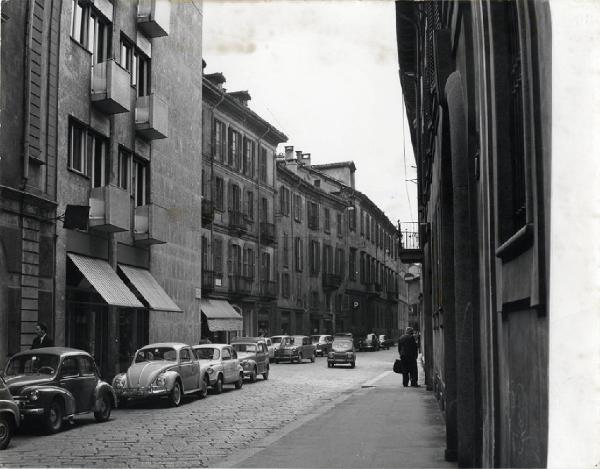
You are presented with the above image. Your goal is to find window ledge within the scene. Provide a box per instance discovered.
[495,223,534,262]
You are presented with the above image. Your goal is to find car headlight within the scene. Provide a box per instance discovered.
[29,389,40,401]
[154,374,166,386]
[206,367,215,375]
[347,352,354,358]
[328,352,334,358]
[113,374,127,388]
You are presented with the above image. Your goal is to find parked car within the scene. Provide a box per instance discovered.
[231,337,270,382]
[4,347,115,434]
[274,335,316,363]
[192,344,244,393]
[263,337,275,359]
[378,335,394,350]
[328,337,356,368]
[311,335,333,356]
[113,343,207,407]
[0,376,20,449]
[360,333,380,351]
[269,335,287,354]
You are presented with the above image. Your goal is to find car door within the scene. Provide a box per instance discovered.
[178,348,195,391]
[58,356,86,412]
[76,356,99,412]
[221,347,233,383]
[256,343,266,373]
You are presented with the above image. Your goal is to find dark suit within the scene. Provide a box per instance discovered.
[31,334,54,349]
[398,333,418,386]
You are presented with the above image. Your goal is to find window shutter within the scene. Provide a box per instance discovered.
[227,241,232,275]
[227,180,233,211]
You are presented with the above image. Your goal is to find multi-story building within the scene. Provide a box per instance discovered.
[274,148,404,339]
[0,0,204,378]
[200,71,287,342]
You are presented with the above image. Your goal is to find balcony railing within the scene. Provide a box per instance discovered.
[228,210,247,233]
[260,222,275,244]
[135,94,168,140]
[322,273,342,290]
[202,199,214,226]
[91,59,130,114]
[260,280,277,299]
[137,0,170,38]
[88,185,130,232]
[229,274,252,296]
[202,269,214,293]
[399,222,424,263]
[134,203,168,245]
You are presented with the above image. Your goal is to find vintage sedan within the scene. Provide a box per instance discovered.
[112,343,207,407]
[4,347,115,434]
[274,335,316,364]
[311,334,333,356]
[192,344,244,393]
[328,337,356,368]
[231,337,270,381]
[0,376,20,450]
[378,335,394,350]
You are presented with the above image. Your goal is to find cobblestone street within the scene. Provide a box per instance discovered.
[3,350,399,468]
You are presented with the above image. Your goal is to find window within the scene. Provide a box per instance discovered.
[279,186,290,216]
[120,35,134,75]
[348,206,356,232]
[282,273,290,298]
[360,210,365,236]
[230,244,242,275]
[228,128,241,169]
[314,180,321,188]
[71,0,87,45]
[324,208,331,233]
[322,244,333,275]
[215,177,224,211]
[259,147,268,183]
[337,213,343,238]
[310,291,320,310]
[229,183,242,213]
[246,190,254,221]
[260,197,268,223]
[243,247,255,279]
[307,201,319,230]
[293,194,303,222]
[117,148,131,190]
[201,235,209,271]
[214,119,226,162]
[214,238,223,276]
[360,252,365,283]
[261,252,271,281]
[283,233,289,268]
[349,248,357,280]
[68,119,108,184]
[89,10,111,64]
[296,277,303,305]
[335,248,345,277]
[366,215,370,240]
[243,137,255,177]
[136,52,151,97]
[68,120,87,175]
[294,237,303,272]
[133,159,149,206]
[309,240,320,276]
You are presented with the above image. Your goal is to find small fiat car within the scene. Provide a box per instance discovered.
[311,335,333,356]
[113,343,207,407]
[4,347,115,434]
[231,337,270,382]
[328,337,356,368]
[192,344,244,393]
[274,335,316,363]
[0,376,20,450]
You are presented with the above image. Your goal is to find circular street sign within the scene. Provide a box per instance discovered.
[353,301,359,308]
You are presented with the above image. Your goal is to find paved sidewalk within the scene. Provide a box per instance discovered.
[218,359,455,469]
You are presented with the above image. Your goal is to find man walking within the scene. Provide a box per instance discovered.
[31,321,54,349]
[398,326,419,387]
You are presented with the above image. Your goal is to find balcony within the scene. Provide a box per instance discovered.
[399,222,424,263]
[202,269,214,293]
[88,185,130,232]
[260,222,275,244]
[135,94,168,140]
[229,275,252,297]
[260,280,277,299]
[322,273,342,290]
[137,0,170,38]
[228,210,247,234]
[90,59,130,114]
[134,203,168,245]
[202,199,214,226]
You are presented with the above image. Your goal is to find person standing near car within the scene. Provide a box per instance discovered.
[31,321,54,349]
[398,327,419,387]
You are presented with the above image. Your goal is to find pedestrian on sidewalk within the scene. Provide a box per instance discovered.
[398,326,419,387]
[31,321,54,349]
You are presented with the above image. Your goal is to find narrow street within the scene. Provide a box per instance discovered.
[3,350,449,468]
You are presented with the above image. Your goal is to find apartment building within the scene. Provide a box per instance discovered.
[275,148,404,339]
[200,72,287,341]
[0,0,204,378]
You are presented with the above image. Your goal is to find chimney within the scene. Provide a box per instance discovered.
[301,152,311,167]
[285,146,294,160]
[227,90,251,107]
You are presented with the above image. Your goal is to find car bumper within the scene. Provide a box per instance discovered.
[328,355,355,364]
[115,386,169,399]
[19,406,45,416]
[275,351,299,361]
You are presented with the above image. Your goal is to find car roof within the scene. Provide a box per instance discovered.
[192,343,231,350]
[10,347,92,359]
[270,335,290,338]
[140,343,190,350]
[230,337,266,343]
[292,335,308,338]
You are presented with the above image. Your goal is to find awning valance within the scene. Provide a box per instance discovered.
[67,253,143,308]
[118,265,181,312]
[200,299,242,331]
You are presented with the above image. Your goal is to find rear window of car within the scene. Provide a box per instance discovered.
[271,337,283,344]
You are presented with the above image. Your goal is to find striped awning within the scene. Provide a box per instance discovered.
[118,265,181,312]
[67,253,143,308]
[200,299,242,331]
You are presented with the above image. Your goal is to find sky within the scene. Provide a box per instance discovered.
[202,0,418,226]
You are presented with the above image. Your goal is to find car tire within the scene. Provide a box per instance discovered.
[249,368,257,383]
[214,375,223,394]
[310,352,315,363]
[262,366,269,380]
[235,372,244,389]
[94,392,112,422]
[198,377,209,399]
[45,399,63,434]
[170,381,182,407]
[351,361,356,369]
[0,414,12,450]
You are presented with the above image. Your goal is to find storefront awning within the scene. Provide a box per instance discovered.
[118,265,181,312]
[67,253,143,308]
[200,299,242,332]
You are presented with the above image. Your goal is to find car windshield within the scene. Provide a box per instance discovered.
[194,348,220,360]
[282,337,294,346]
[232,343,257,353]
[271,337,283,344]
[332,341,352,351]
[5,354,60,376]
[135,347,177,363]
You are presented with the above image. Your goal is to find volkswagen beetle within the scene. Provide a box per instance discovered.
[112,343,207,407]
[192,344,244,393]
[3,347,115,434]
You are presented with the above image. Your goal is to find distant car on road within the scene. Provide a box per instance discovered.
[311,335,333,356]
[378,335,394,350]
[192,344,244,394]
[0,376,20,449]
[328,337,356,368]
[269,335,287,354]
[360,333,380,351]
[230,337,270,382]
[113,343,207,407]
[4,347,115,434]
[274,335,316,363]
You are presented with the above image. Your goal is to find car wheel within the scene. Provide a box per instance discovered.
[249,368,257,383]
[0,414,12,450]
[351,361,356,369]
[262,366,269,380]
[198,377,209,399]
[310,352,315,363]
[170,381,182,407]
[235,372,244,389]
[45,399,63,434]
[94,392,112,422]
[214,375,223,394]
